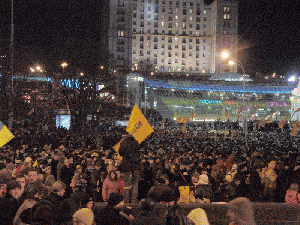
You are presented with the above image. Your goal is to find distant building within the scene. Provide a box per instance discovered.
[108,0,238,75]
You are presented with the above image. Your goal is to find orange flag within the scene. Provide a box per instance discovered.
[258,118,265,130]
[278,116,288,130]
[290,120,300,136]
[182,122,188,133]
[265,114,274,123]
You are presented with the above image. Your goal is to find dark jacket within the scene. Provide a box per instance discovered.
[132,211,164,225]
[94,204,130,225]
[194,184,212,200]
[46,192,65,222]
[118,136,140,172]
[0,194,21,225]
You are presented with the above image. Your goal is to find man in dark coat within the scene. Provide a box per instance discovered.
[46,181,66,223]
[118,135,140,203]
[60,158,74,197]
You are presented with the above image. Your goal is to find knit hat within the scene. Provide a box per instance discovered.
[187,208,209,225]
[228,197,255,224]
[198,174,209,185]
[6,180,21,193]
[73,208,94,225]
[24,157,32,163]
[107,193,124,206]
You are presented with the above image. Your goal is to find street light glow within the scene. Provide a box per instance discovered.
[288,75,296,82]
[221,51,229,59]
[228,60,235,65]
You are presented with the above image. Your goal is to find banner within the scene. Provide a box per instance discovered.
[0,121,14,148]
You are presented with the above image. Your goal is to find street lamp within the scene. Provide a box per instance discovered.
[61,62,68,72]
[222,51,248,139]
[229,60,247,138]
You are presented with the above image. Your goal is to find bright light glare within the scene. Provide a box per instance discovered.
[221,51,229,59]
[229,60,235,65]
[288,75,296,82]
[61,62,68,68]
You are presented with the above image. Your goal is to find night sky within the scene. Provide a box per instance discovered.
[0,0,299,76]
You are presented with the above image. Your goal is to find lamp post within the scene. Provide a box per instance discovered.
[61,62,68,73]
[221,50,248,140]
[230,60,247,140]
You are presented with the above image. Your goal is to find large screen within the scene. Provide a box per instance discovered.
[56,115,71,130]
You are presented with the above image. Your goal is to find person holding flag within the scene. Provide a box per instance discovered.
[118,135,141,203]
[116,104,154,203]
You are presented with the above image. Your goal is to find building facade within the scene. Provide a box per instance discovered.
[108,0,238,75]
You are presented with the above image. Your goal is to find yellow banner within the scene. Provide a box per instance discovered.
[0,121,14,148]
[126,104,154,144]
[178,186,190,203]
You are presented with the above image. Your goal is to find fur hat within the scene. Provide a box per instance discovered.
[187,208,209,225]
[6,180,21,193]
[107,193,124,206]
[73,208,94,225]
[228,197,255,225]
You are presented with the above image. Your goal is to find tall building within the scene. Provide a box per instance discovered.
[108,0,238,75]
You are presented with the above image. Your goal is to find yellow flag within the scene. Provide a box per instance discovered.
[126,104,154,143]
[0,121,14,148]
[97,105,102,113]
[32,160,38,167]
[174,112,178,119]
[113,141,123,160]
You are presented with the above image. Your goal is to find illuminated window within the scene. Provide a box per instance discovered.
[224,14,230,20]
[117,30,124,37]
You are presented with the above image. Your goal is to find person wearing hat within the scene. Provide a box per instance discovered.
[227,197,255,225]
[94,193,131,225]
[192,173,212,203]
[73,208,94,225]
[187,208,210,225]
[0,180,22,225]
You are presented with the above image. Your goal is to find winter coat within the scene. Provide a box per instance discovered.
[102,178,121,201]
[285,190,300,204]
[94,204,130,225]
[194,184,212,200]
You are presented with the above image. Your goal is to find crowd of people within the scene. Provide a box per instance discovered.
[0,108,300,224]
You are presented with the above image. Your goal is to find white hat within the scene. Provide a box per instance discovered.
[187,208,209,225]
[198,174,209,185]
[73,208,94,225]
[24,157,32,163]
